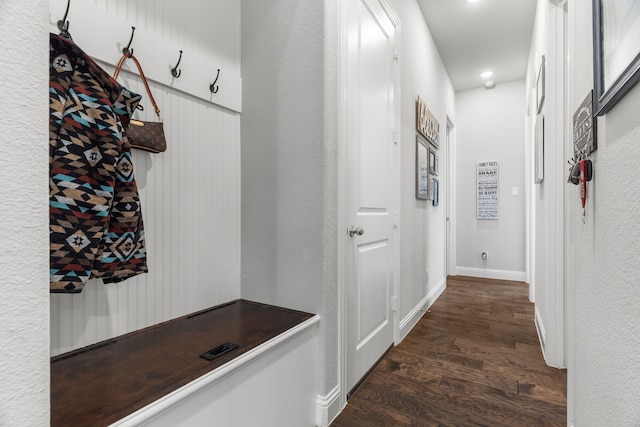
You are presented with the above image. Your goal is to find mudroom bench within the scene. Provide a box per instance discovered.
[51,300,320,427]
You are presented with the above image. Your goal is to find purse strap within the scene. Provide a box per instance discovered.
[113,54,161,120]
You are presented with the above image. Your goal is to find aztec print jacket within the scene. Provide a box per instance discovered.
[49,34,148,293]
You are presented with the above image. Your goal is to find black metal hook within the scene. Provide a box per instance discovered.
[210,69,220,94]
[57,0,71,39]
[171,50,183,78]
[122,26,136,56]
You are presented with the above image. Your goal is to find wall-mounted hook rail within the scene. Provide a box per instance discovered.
[122,26,136,56]
[171,50,183,78]
[57,0,72,39]
[210,69,221,94]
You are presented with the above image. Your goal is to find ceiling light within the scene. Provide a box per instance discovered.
[483,80,496,89]
[480,71,494,79]
[465,0,481,3]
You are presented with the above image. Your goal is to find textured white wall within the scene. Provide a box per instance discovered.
[0,1,50,425]
[456,81,526,278]
[568,0,640,424]
[391,0,455,324]
[241,0,338,397]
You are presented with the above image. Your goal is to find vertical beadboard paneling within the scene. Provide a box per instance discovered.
[50,0,241,356]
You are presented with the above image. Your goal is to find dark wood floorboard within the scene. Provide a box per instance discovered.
[331,276,566,427]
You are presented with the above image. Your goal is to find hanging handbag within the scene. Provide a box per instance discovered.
[113,54,167,153]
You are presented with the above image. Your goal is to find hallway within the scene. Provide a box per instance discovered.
[331,277,567,426]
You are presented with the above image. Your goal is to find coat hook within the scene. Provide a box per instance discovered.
[122,26,136,56]
[209,69,221,94]
[171,50,183,78]
[57,0,72,39]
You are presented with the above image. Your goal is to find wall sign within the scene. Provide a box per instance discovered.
[416,96,440,148]
[573,90,597,155]
[477,161,499,220]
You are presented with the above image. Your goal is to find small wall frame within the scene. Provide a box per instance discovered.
[536,55,546,114]
[416,136,429,200]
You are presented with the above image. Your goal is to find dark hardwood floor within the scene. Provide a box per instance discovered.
[331,276,567,427]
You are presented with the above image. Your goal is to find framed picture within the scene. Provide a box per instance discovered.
[593,0,640,115]
[434,154,440,176]
[535,114,544,184]
[416,136,429,200]
[432,178,439,207]
[428,177,434,201]
[428,147,436,175]
[536,55,545,114]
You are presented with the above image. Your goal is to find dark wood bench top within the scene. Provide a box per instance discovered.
[51,299,314,426]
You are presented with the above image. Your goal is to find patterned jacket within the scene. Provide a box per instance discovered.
[49,34,147,293]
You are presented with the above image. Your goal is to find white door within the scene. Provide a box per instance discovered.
[345,0,398,394]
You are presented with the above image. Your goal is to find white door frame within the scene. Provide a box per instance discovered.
[445,113,456,277]
[337,0,401,411]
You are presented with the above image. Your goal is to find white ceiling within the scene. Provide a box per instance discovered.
[416,0,537,92]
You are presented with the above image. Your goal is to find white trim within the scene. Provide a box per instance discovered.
[455,267,526,282]
[535,305,546,352]
[110,315,321,427]
[398,278,446,342]
[337,0,349,414]
[445,113,456,277]
[316,385,343,427]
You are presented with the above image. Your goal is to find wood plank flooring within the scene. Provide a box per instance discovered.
[331,276,567,427]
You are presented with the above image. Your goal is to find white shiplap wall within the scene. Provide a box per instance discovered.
[49,0,241,356]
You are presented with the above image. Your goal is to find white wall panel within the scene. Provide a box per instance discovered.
[49,0,241,111]
[49,0,241,357]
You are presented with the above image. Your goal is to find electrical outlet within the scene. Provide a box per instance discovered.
[425,268,429,283]
[482,251,488,260]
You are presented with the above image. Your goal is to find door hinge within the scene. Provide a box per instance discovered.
[392,296,398,312]
[393,129,399,144]
[394,213,399,229]
[393,45,399,62]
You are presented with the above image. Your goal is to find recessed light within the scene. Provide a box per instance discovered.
[483,80,496,89]
[480,71,494,79]
[466,0,481,3]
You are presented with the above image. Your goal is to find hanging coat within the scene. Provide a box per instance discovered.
[49,34,148,293]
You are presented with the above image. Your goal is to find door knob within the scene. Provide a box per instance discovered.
[348,226,365,237]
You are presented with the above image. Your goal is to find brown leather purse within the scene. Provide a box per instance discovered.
[113,54,167,153]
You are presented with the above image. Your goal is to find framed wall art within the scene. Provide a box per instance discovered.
[536,55,545,114]
[428,177,434,201]
[433,178,439,207]
[416,136,429,200]
[593,0,640,115]
[428,147,436,175]
[535,114,544,184]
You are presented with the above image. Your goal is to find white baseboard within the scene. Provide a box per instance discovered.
[398,277,446,342]
[455,266,526,282]
[316,385,343,427]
